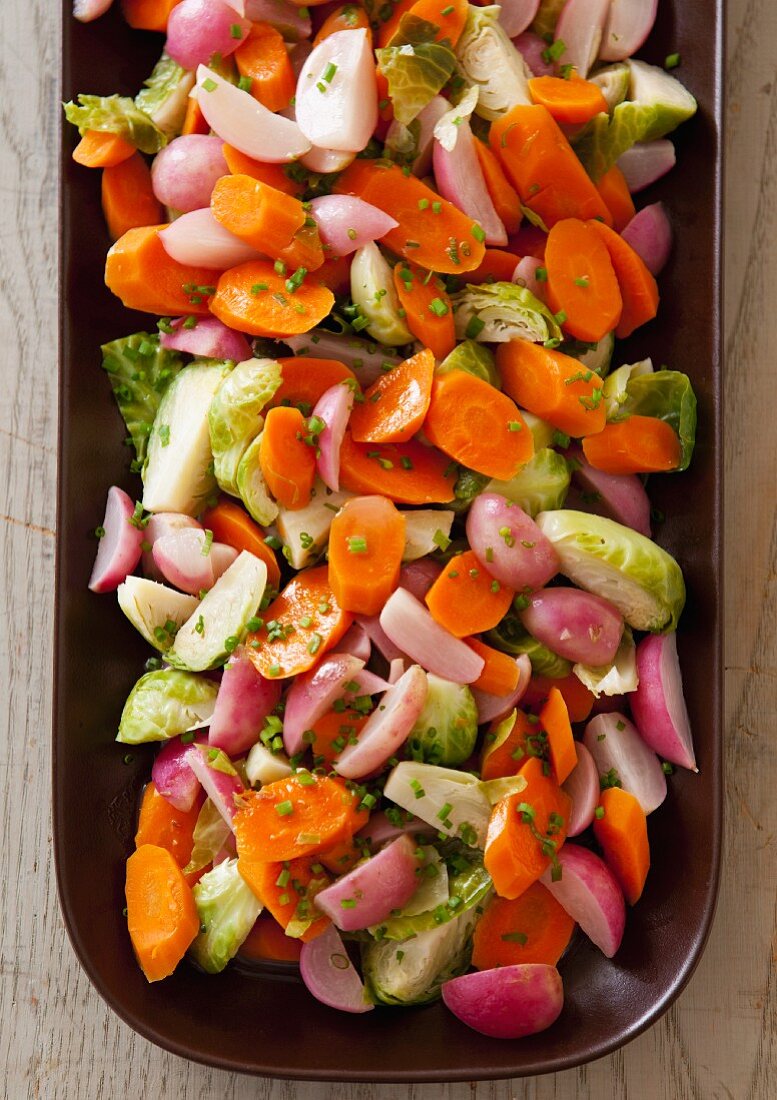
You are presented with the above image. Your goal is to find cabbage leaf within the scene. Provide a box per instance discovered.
[63,94,167,153]
[208,357,282,495]
[452,281,562,344]
[376,41,457,125]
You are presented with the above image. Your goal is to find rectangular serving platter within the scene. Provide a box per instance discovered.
[55,0,723,1081]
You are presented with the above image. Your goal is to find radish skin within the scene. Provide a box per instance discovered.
[379,589,485,683]
[520,587,624,666]
[467,494,560,592]
[584,712,667,814]
[562,741,599,836]
[630,633,697,771]
[333,665,428,779]
[151,733,206,812]
[283,653,366,756]
[89,486,145,593]
[299,924,374,1013]
[312,382,354,492]
[208,647,282,755]
[471,654,531,724]
[442,964,564,1038]
[313,834,420,930]
[185,746,244,827]
[542,844,625,957]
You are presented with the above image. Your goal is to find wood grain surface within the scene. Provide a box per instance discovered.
[1,0,774,1096]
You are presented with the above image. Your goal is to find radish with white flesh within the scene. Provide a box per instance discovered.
[186,745,244,827]
[618,141,676,192]
[621,203,673,276]
[520,587,625,666]
[554,0,611,78]
[562,741,599,836]
[211,544,239,579]
[300,144,355,175]
[195,66,310,163]
[542,844,625,957]
[497,0,540,39]
[151,136,229,213]
[165,0,251,70]
[299,924,374,1014]
[337,621,372,664]
[631,632,697,771]
[295,30,377,153]
[383,761,493,847]
[513,256,546,301]
[160,316,252,362]
[309,196,398,258]
[208,647,282,755]
[356,809,436,849]
[117,576,199,651]
[159,208,263,270]
[379,588,485,684]
[245,741,294,786]
[152,527,215,595]
[388,658,406,684]
[283,653,366,756]
[513,32,556,77]
[244,0,311,40]
[152,733,206,812]
[276,482,354,569]
[356,613,408,663]
[73,0,113,23]
[334,665,429,779]
[284,330,403,385]
[312,381,354,491]
[568,448,651,537]
[471,654,531,724]
[399,557,442,599]
[89,486,145,593]
[314,835,420,931]
[584,712,667,814]
[349,669,391,697]
[599,0,658,61]
[433,122,507,246]
[401,512,454,563]
[467,494,560,591]
[442,964,563,1039]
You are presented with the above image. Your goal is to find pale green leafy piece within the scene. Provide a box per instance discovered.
[602,357,654,417]
[63,94,167,153]
[574,626,638,698]
[208,357,282,496]
[184,799,233,876]
[117,670,219,744]
[589,63,631,112]
[487,448,570,517]
[406,675,479,766]
[437,339,499,387]
[376,41,457,125]
[236,432,279,527]
[486,617,572,678]
[190,859,262,974]
[563,332,615,378]
[351,242,413,345]
[135,53,195,137]
[452,281,562,344]
[455,6,532,120]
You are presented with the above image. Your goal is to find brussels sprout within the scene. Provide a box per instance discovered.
[276,480,355,569]
[117,669,219,744]
[189,859,262,974]
[245,742,293,786]
[562,332,615,378]
[117,576,199,652]
[184,798,232,876]
[406,675,479,766]
[63,93,167,153]
[399,846,450,917]
[452,467,491,511]
[602,358,654,417]
[521,411,557,452]
[535,510,686,632]
[588,63,631,112]
[383,762,492,847]
[135,53,195,137]
[616,370,697,471]
[402,510,455,560]
[208,357,282,495]
[574,626,638,698]
[375,39,457,125]
[351,243,413,346]
[451,282,562,344]
[531,0,567,38]
[236,432,279,528]
[487,448,571,517]
[456,6,532,120]
[437,340,499,387]
[486,616,573,678]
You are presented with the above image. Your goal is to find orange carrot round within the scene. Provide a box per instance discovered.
[350,347,436,443]
[314,3,373,47]
[234,22,296,113]
[463,248,521,285]
[467,637,522,697]
[403,0,468,45]
[222,144,306,196]
[338,431,457,504]
[587,219,660,338]
[593,787,650,905]
[595,165,636,233]
[259,405,317,510]
[101,153,163,241]
[528,75,610,125]
[73,129,136,168]
[328,495,406,615]
[376,0,416,46]
[134,782,202,883]
[392,265,456,361]
[238,857,330,942]
[121,0,180,32]
[538,686,577,785]
[211,174,306,256]
[309,707,369,767]
[582,416,682,474]
[125,844,199,982]
[474,141,523,236]
[200,498,281,589]
[480,707,542,781]
[210,260,334,337]
[495,339,606,438]
[544,218,623,343]
[270,357,356,412]
[522,673,595,724]
[105,225,216,316]
[425,550,514,637]
[238,911,303,962]
[471,882,575,969]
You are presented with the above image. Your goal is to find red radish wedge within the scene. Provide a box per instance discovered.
[568,447,651,537]
[379,589,485,684]
[312,382,354,491]
[513,32,556,77]
[442,964,564,1038]
[471,654,531,724]
[159,208,262,270]
[160,316,252,362]
[621,203,673,276]
[299,924,374,1013]
[333,665,428,779]
[208,647,282,755]
[165,0,251,70]
[600,0,658,62]
[185,746,244,827]
[314,834,420,930]
[89,485,145,593]
[73,0,113,22]
[541,844,625,957]
[141,513,202,581]
[399,558,442,601]
[295,30,377,153]
[356,809,436,848]
[584,712,667,814]
[283,653,366,756]
[467,494,560,592]
[337,621,372,664]
[309,196,398,258]
[617,141,676,193]
[433,122,507,247]
[151,732,206,812]
[562,741,599,836]
[244,0,311,40]
[630,633,697,771]
[151,136,228,214]
[356,613,407,663]
[497,0,540,39]
[152,527,215,595]
[513,256,547,301]
[520,587,624,666]
[554,0,610,78]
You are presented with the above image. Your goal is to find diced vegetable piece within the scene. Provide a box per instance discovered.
[314,835,420,930]
[519,587,624,666]
[208,357,282,496]
[185,745,244,827]
[471,655,531,725]
[383,761,494,847]
[328,495,406,616]
[455,4,532,120]
[117,576,199,653]
[89,485,145,593]
[152,527,216,595]
[295,29,378,152]
[276,481,354,570]
[593,787,650,905]
[379,587,485,683]
[425,549,514,637]
[245,741,294,786]
[209,646,282,756]
[561,741,599,836]
[350,242,413,346]
[472,883,574,969]
[125,844,200,982]
[282,652,366,756]
[334,665,429,779]
[152,733,206,813]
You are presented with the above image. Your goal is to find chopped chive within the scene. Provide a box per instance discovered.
[428,297,449,317]
[347,536,368,554]
[230,23,244,38]
[471,223,485,243]
[323,61,338,82]
[202,78,217,92]
[665,52,681,69]
[238,75,253,92]
[275,800,294,816]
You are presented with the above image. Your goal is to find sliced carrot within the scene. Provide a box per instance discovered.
[238,857,330,942]
[334,160,486,273]
[538,686,577,785]
[105,225,216,316]
[484,756,571,899]
[593,787,650,905]
[312,253,353,295]
[270,356,356,412]
[222,144,306,196]
[121,0,180,32]
[210,173,306,257]
[317,834,366,876]
[490,104,613,229]
[582,416,682,475]
[522,673,595,724]
[423,370,534,480]
[181,95,209,136]
[259,406,317,510]
[462,248,521,285]
[211,260,334,337]
[199,498,281,589]
[73,129,135,169]
[135,782,203,888]
[238,912,303,962]
[339,431,456,504]
[376,0,416,46]
[528,75,609,125]
[467,638,522,697]
[235,22,296,113]
[309,707,369,767]
[314,3,373,46]
[403,0,468,46]
[125,844,199,982]
[588,219,660,338]
[595,165,636,233]
[350,347,435,443]
[544,218,623,343]
[328,495,406,615]
[425,550,514,637]
[474,141,522,236]
[375,67,394,126]
[392,266,455,361]
[471,882,575,969]
[495,339,606,438]
[245,564,353,679]
[480,707,544,781]
[101,153,163,241]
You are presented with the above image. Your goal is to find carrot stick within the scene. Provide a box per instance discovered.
[238,857,330,942]
[391,266,455,361]
[245,564,353,678]
[270,357,356,414]
[210,259,334,337]
[235,22,296,113]
[587,219,660,338]
[238,912,303,962]
[474,141,522,235]
[423,370,534,480]
[210,173,306,257]
[308,707,369,768]
[181,95,209,135]
[350,347,436,443]
[425,550,514,637]
[538,686,577,785]
[581,416,682,474]
[334,160,486,273]
[467,638,522,696]
[314,4,373,46]
[544,218,623,343]
[121,0,180,32]
[462,248,521,286]
[480,707,544,781]
[522,673,595,724]
[495,339,606,437]
[593,787,650,905]
[490,104,613,229]
[259,405,317,510]
[105,225,216,316]
[471,881,575,969]
[101,153,163,241]
[338,431,457,504]
[200,498,281,589]
[73,129,136,168]
[328,495,406,616]
[135,782,203,887]
[403,0,468,46]
[528,75,610,125]
[222,144,305,196]
[376,0,416,46]
[125,844,200,982]
[484,756,571,899]
[595,165,636,233]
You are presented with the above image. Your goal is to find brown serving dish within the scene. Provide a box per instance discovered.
[55,0,723,1081]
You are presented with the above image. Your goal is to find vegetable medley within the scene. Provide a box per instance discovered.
[71,0,700,1040]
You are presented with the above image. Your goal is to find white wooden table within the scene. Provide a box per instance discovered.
[2,1,775,1096]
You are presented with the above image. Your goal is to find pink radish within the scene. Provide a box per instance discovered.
[356,809,436,849]
[621,203,673,276]
[562,741,599,836]
[568,447,651,537]
[617,141,676,193]
[299,924,374,1013]
[208,647,282,755]
[348,668,391,698]
[310,195,398,258]
[312,381,354,491]
[513,31,556,76]
[337,622,372,664]
[584,712,667,814]
[520,587,624,666]
[151,733,206,812]
[433,122,507,246]
[165,0,251,70]
[356,613,408,663]
[152,527,215,595]
[442,964,564,1038]
[409,96,449,176]
[630,633,696,771]
[73,0,113,21]
[399,557,442,601]
[159,208,262,270]
[541,844,626,957]
[89,486,145,593]
[283,653,366,756]
[599,0,658,61]
[513,255,547,301]
[160,316,252,362]
[295,30,377,153]
[244,0,311,39]
[141,513,202,581]
[471,654,531,724]
[388,658,407,684]
[467,494,560,591]
[497,0,540,39]
[334,665,429,779]
[185,746,244,828]
[554,0,610,78]
[313,835,420,930]
[379,589,485,684]
[151,136,229,214]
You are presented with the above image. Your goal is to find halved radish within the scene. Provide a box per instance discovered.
[337,621,372,663]
[561,741,599,836]
[313,834,420,930]
[513,31,556,77]
[295,30,377,153]
[333,665,428,779]
[599,0,658,62]
[283,653,366,756]
[497,0,540,39]
[166,0,250,70]
[554,0,610,78]
[208,647,282,756]
[618,141,677,193]
[584,712,667,814]
[210,542,239,580]
[513,255,547,301]
[466,494,560,592]
[159,208,262,270]
[299,924,374,1013]
[621,203,673,277]
[89,485,145,593]
[399,558,442,601]
[541,844,625,957]
[152,527,215,595]
[630,633,697,771]
[356,613,408,663]
[142,512,202,581]
[568,446,652,537]
[520,587,624,666]
[310,196,398,258]
[312,381,354,492]
[388,658,407,684]
[185,745,244,827]
[442,964,564,1038]
[379,589,485,684]
[471,653,531,724]
[151,733,206,812]
[160,316,252,362]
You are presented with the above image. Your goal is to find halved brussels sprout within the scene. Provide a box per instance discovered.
[487,448,571,517]
[383,761,492,846]
[602,358,654,417]
[135,53,195,138]
[117,576,199,652]
[184,799,232,876]
[236,432,279,528]
[117,669,219,744]
[486,615,572,678]
[406,674,479,765]
[375,39,457,126]
[189,859,262,974]
[437,339,499,387]
[615,369,697,471]
[208,357,282,495]
[351,243,413,346]
[452,281,562,344]
[63,93,167,153]
[456,6,532,120]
